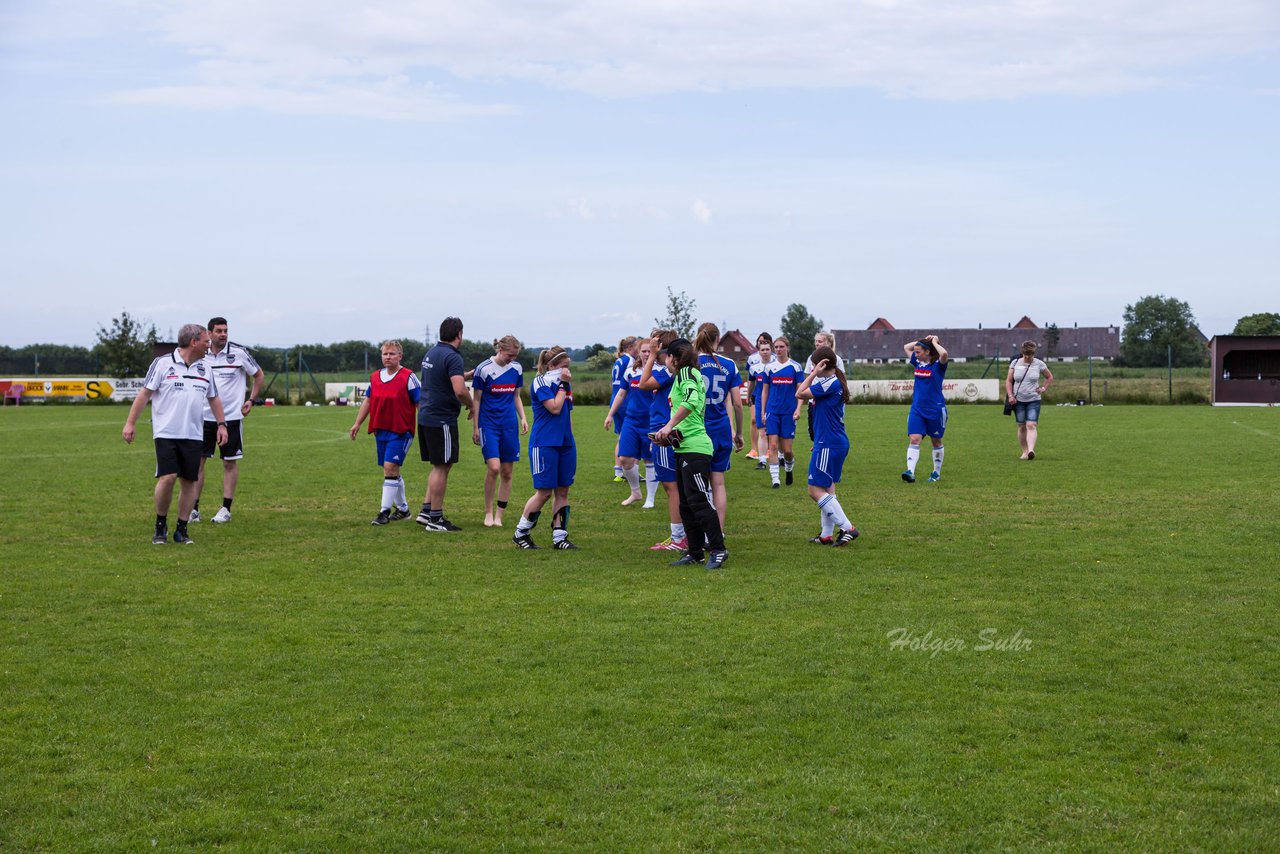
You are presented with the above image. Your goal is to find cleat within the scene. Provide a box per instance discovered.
[785,468,794,486]
[771,481,780,489]
[901,470,916,483]
[612,474,626,483]
[669,551,705,566]
[704,550,728,570]
[415,511,432,526]
[834,527,860,547]
[513,532,540,549]
[1026,450,1035,460]
[371,509,391,526]
[649,537,672,551]
[927,471,941,483]
[755,460,767,470]
[211,507,232,523]
[666,536,688,551]
[553,539,579,550]
[188,509,201,523]
[745,450,758,459]
[422,517,461,532]
[172,528,195,545]
[808,535,833,545]
[152,525,168,545]
[389,508,412,522]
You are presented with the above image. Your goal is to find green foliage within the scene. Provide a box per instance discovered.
[1118,294,1207,367]
[92,310,158,377]
[1231,312,1280,336]
[654,287,697,338]
[0,343,95,374]
[780,303,824,364]
[1,405,1277,849]
[1043,322,1061,358]
[585,348,617,372]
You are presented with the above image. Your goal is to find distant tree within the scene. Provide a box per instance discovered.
[655,287,697,338]
[1043,323,1061,358]
[1118,295,1206,367]
[92,310,158,377]
[586,349,616,371]
[779,303,824,365]
[1232,312,1280,336]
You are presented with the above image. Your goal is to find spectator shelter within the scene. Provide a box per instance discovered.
[1210,335,1280,406]
[834,316,1121,363]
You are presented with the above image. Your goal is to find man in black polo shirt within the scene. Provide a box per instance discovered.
[416,317,474,531]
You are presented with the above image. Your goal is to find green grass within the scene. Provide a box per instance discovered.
[2,404,1278,850]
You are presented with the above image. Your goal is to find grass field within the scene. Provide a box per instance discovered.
[2,403,1277,850]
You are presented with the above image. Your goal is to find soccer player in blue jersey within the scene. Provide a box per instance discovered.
[471,335,529,528]
[695,322,744,530]
[746,336,774,468]
[609,336,638,481]
[349,340,421,525]
[512,347,578,550]
[759,336,804,489]
[603,339,656,507]
[796,346,859,547]
[637,331,687,552]
[902,334,949,483]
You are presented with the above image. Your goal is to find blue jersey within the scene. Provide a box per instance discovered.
[610,354,631,406]
[471,357,523,427]
[698,353,742,431]
[764,358,803,415]
[530,370,574,448]
[909,354,948,416]
[622,362,654,422]
[418,342,465,427]
[647,365,675,431]
[809,375,849,447]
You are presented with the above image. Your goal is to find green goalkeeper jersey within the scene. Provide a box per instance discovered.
[671,368,713,455]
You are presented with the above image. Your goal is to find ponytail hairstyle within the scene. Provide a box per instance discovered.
[694,322,720,355]
[493,334,522,355]
[536,346,570,375]
[615,336,638,360]
[666,337,699,382]
[810,345,849,403]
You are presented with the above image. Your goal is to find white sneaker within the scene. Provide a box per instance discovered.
[189,509,201,523]
[211,507,232,523]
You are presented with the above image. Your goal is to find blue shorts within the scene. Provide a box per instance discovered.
[707,422,733,472]
[530,444,576,490]
[477,421,520,463]
[907,408,948,439]
[611,401,626,436]
[650,442,677,483]
[808,442,849,489]
[375,430,414,467]
[1013,400,1041,424]
[753,398,765,429]
[617,418,652,462]
[765,411,796,440]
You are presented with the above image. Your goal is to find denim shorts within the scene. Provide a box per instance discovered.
[1014,400,1042,424]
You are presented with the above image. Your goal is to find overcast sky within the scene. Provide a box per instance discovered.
[2,0,1277,350]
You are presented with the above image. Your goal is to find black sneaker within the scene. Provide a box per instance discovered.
[705,550,728,570]
[669,552,705,566]
[389,508,412,522]
[553,539,579,550]
[901,470,915,483]
[371,509,391,526]
[152,525,168,545]
[835,527,860,548]
[808,535,833,545]
[436,517,462,532]
[785,468,794,485]
[755,460,767,470]
[513,532,540,549]
[172,528,195,545]
[414,511,432,526]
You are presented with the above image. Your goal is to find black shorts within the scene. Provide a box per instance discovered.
[420,423,461,465]
[202,420,244,460]
[155,438,202,481]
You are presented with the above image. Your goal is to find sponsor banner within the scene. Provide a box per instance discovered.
[3,378,147,402]
[325,382,367,403]
[848,378,1001,402]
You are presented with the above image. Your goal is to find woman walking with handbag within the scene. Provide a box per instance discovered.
[1006,340,1053,460]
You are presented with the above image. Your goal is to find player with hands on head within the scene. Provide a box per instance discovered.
[796,346,859,547]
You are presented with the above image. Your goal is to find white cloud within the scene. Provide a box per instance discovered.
[568,197,594,219]
[24,0,1276,118]
[692,198,712,224]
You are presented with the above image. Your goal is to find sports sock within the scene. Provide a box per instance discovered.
[820,509,835,538]
[671,522,686,540]
[623,465,640,492]
[643,465,657,503]
[516,516,534,534]
[932,445,945,473]
[156,514,167,528]
[192,501,199,513]
[818,494,852,530]
[222,497,234,511]
[393,478,406,510]
[614,464,623,477]
[497,500,508,510]
[552,505,569,543]
[381,477,399,511]
[784,457,794,472]
[176,519,188,533]
[906,445,920,474]
[769,463,780,484]
[421,502,431,514]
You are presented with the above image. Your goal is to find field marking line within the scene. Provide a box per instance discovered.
[1232,421,1277,439]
